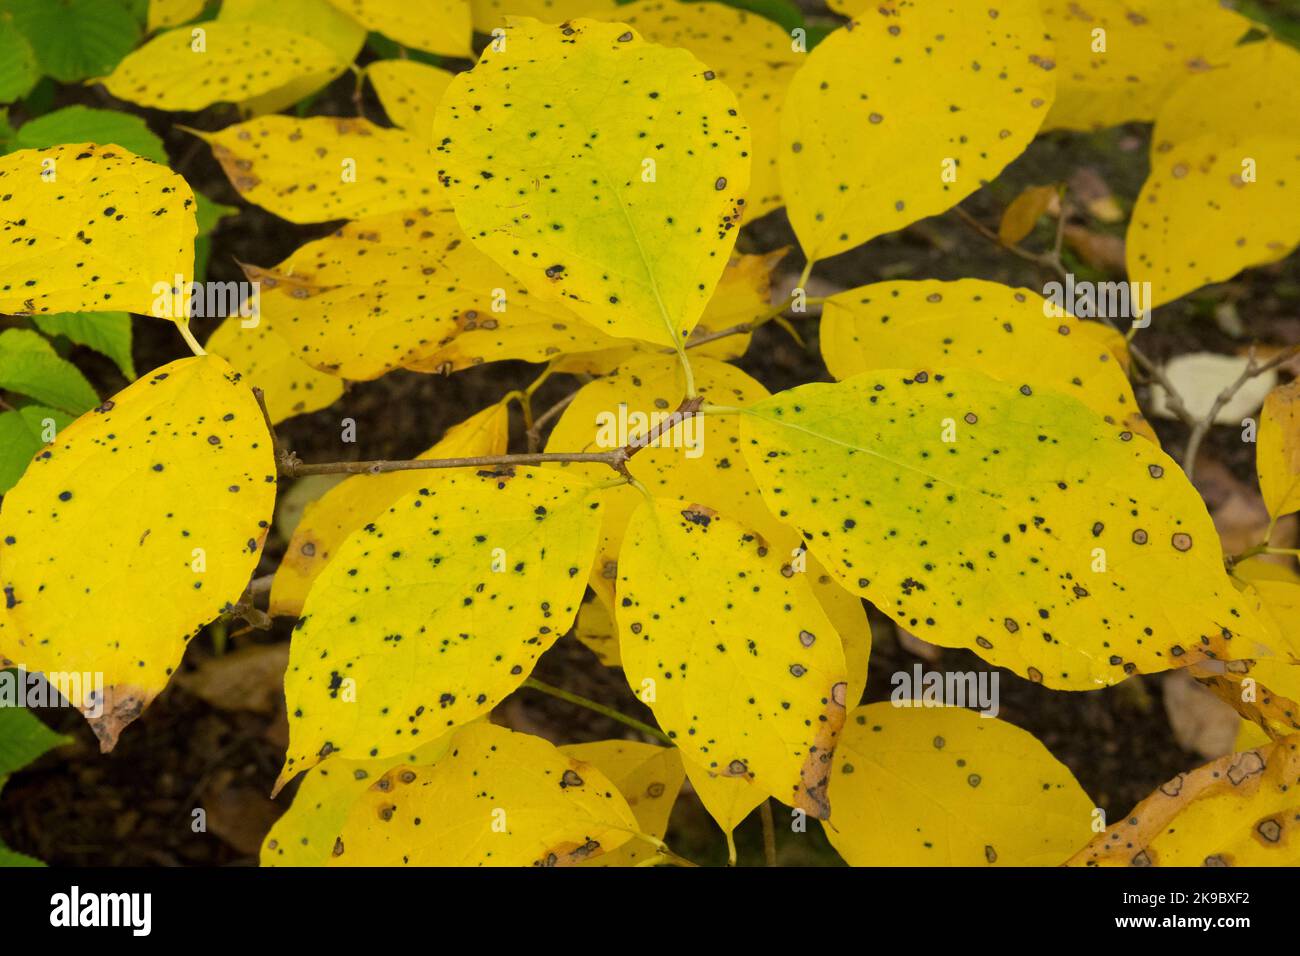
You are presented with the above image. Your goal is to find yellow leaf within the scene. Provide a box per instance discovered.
[329,722,640,865]
[549,248,786,375]
[1258,380,1300,521]
[433,17,751,348]
[202,117,439,224]
[0,143,196,317]
[243,207,602,380]
[681,753,766,860]
[614,0,801,222]
[1074,318,1131,372]
[102,20,344,112]
[780,3,1055,260]
[572,588,620,666]
[545,354,793,618]
[807,555,870,707]
[827,704,1094,866]
[218,0,368,115]
[262,732,457,866]
[0,355,276,749]
[469,0,618,32]
[366,60,455,134]
[325,0,472,58]
[1039,0,1252,132]
[559,739,685,866]
[1191,657,1300,741]
[1069,735,1300,866]
[1128,40,1300,308]
[147,0,205,31]
[997,183,1058,246]
[269,402,510,617]
[738,369,1276,689]
[278,466,604,788]
[819,279,1156,443]
[617,498,849,817]
[205,315,343,426]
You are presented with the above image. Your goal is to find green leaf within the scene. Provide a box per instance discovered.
[0,404,72,493]
[31,312,135,379]
[0,15,38,103]
[0,0,141,83]
[0,328,98,414]
[737,369,1277,690]
[12,105,164,162]
[0,701,69,780]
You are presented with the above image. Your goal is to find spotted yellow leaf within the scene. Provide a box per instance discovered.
[549,248,787,375]
[433,17,751,349]
[1069,735,1300,866]
[202,117,439,225]
[278,466,604,788]
[1039,0,1252,132]
[681,753,766,861]
[269,402,510,617]
[0,144,196,317]
[559,739,685,866]
[614,0,801,222]
[780,2,1055,260]
[205,315,344,426]
[102,20,344,111]
[573,588,620,666]
[1128,40,1300,308]
[1258,380,1300,521]
[617,498,849,818]
[827,704,1094,866]
[325,0,472,57]
[329,722,639,865]
[469,0,617,32]
[243,207,602,380]
[262,731,457,866]
[147,0,205,31]
[367,60,455,135]
[217,0,368,115]
[738,369,1275,689]
[819,279,1155,442]
[0,355,276,749]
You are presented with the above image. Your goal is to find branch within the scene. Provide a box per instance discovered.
[1184,345,1300,481]
[523,677,671,744]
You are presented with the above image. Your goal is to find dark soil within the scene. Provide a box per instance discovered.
[3,4,1299,867]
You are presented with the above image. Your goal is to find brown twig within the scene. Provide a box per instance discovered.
[1183,345,1300,481]
[759,799,778,867]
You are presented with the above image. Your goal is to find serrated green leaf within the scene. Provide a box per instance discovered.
[0,328,98,414]
[1,0,140,83]
[31,312,135,379]
[0,404,72,492]
[0,15,38,103]
[12,105,165,162]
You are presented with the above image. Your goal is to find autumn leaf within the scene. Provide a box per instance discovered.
[1128,40,1300,308]
[997,184,1058,246]
[204,315,343,426]
[0,355,276,749]
[328,723,640,866]
[367,60,455,134]
[433,17,751,349]
[269,402,510,617]
[1258,380,1300,521]
[827,704,1094,866]
[1038,0,1252,132]
[818,279,1156,442]
[1069,735,1300,866]
[277,466,604,788]
[0,143,196,317]
[780,2,1055,260]
[738,369,1275,689]
[325,0,472,58]
[617,498,849,817]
